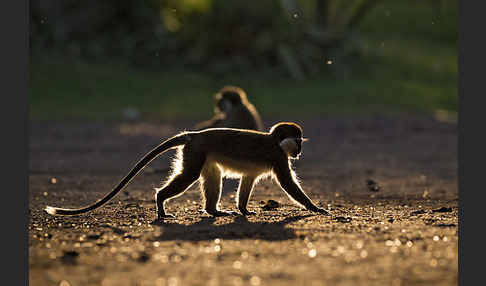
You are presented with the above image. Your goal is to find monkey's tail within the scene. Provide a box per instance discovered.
[44,133,191,216]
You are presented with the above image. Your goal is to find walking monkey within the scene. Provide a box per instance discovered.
[45,122,329,220]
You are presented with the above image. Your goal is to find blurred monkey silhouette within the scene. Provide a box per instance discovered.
[194,86,264,131]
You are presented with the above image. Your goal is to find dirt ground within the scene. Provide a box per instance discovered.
[29,115,458,286]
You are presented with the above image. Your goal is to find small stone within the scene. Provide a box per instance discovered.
[335,216,352,223]
[410,209,426,216]
[366,179,380,192]
[432,207,453,213]
[261,200,280,210]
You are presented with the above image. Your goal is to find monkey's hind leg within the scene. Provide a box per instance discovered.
[201,163,234,217]
[236,176,257,215]
[155,150,204,220]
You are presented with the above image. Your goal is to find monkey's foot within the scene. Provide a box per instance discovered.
[239,209,257,216]
[206,210,236,217]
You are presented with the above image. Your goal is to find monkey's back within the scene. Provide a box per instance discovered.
[188,128,282,169]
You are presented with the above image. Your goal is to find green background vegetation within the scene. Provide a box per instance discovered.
[30,0,457,120]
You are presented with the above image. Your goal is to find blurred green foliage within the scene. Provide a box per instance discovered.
[31,0,383,78]
[30,0,457,120]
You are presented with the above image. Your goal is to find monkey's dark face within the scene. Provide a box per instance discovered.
[215,92,243,113]
[280,137,305,158]
[293,138,304,157]
[271,123,306,158]
[216,98,232,113]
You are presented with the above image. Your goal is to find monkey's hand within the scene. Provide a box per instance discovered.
[157,213,176,220]
[307,205,330,215]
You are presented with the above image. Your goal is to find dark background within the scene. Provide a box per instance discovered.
[30,0,457,121]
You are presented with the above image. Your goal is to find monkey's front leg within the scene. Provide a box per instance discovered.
[281,180,328,214]
[237,176,257,215]
[283,181,329,215]
[274,163,329,215]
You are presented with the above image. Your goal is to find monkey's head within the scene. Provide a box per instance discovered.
[214,86,248,113]
[270,122,307,159]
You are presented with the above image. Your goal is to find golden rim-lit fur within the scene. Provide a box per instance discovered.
[44,122,329,219]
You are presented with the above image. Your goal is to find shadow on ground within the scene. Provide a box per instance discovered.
[150,215,312,241]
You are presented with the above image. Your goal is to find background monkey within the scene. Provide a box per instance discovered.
[194,86,264,131]
[45,122,329,220]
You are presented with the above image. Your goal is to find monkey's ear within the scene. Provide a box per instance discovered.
[279,138,298,157]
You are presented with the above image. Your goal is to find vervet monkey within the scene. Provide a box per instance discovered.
[194,86,264,131]
[45,122,329,220]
